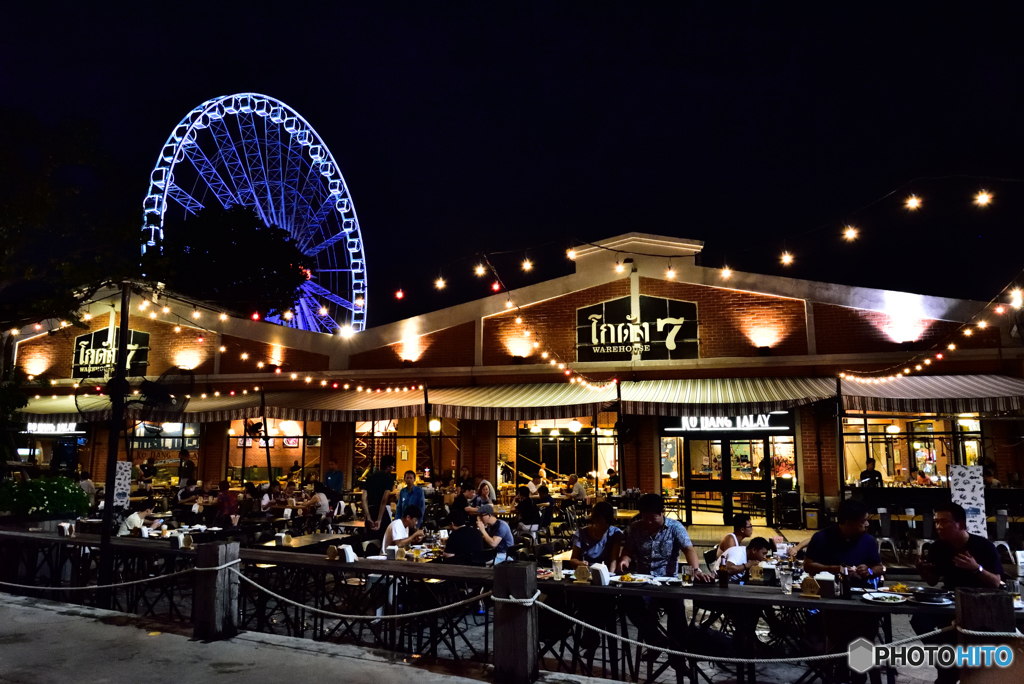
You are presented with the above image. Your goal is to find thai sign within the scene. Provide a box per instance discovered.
[72,328,150,379]
[576,295,698,362]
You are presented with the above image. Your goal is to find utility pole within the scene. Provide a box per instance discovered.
[97,281,131,609]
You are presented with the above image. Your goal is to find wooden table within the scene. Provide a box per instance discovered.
[333,519,366,529]
[614,509,639,521]
[261,532,351,552]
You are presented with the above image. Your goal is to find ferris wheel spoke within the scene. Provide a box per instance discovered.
[296,293,337,333]
[282,141,306,235]
[264,117,285,228]
[166,183,205,214]
[209,118,266,222]
[180,142,235,209]
[237,111,275,226]
[302,229,348,258]
[302,280,357,312]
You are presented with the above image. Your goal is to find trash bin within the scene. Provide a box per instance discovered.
[805,508,819,530]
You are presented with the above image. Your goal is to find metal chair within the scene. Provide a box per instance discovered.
[913,510,935,560]
[876,508,900,563]
[994,509,1012,557]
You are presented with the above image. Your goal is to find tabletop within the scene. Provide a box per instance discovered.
[614,509,639,521]
[262,532,350,549]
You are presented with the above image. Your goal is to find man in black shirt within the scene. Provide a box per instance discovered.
[913,502,1003,684]
[443,506,484,565]
[457,465,474,491]
[858,458,884,488]
[362,457,397,537]
[177,450,195,483]
[514,485,541,541]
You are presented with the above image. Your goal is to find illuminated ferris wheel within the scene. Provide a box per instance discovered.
[141,93,367,333]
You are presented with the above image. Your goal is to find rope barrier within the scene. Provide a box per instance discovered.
[491,592,954,664]
[0,559,241,592]
[956,623,1024,639]
[228,568,493,621]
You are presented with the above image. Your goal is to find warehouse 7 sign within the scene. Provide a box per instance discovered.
[576,295,698,362]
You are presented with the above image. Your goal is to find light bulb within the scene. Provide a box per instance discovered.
[395,290,404,300]
[505,300,513,309]
[355,297,364,307]
[1013,290,1024,309]
[515,317,522,324]
[474,265,486,276]
[162,306,170,314]
[541,352,548,358]
[963,328,973,336]
[522,259,532,272]
[721,267,732,279]
[915,365,922,371]
[905,195,922,210]
[149,312,157,319]
[219,346,226,352]
[429,419,441,433]
[567,249,577,260]
[435,277,446,289]
[947,343,956,350]
[665,268,676,279]
[977,321,988,328]
[256,361,264,368]
[241,353,249,360]
[192,310,200,319]
[491,281,501,292]
[339,325,354,338]
[83,313,92,321]
[319,306,329,314]
[781,252,794,265]
[283,311,293,320]
[174,326,181,333]
[219,313,228,321]
[614,262,625,273]
[974,191,992,206]
[843,226,858,241]
[995,305,1005,314]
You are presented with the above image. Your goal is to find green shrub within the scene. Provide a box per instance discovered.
[0,476,89,518]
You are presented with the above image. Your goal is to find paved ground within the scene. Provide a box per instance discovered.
[0,594,942,684]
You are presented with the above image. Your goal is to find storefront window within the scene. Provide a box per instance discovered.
[770,436,796,486]
[131,421,200,483]
[353,417,457,483]
[508,415,617,494]
[688,439,723,480]
[227,419,321,484]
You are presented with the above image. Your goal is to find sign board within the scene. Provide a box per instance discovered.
[113,460,133,509]
[659,412,792,434]
[26,422,78,434]
[72,328,150,379]
[948,465,987,537]
[576,295,698,362]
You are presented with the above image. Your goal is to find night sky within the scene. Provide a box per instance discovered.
[4,4,1024,327]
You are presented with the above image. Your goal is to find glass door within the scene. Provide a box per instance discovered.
[682,437,773,526]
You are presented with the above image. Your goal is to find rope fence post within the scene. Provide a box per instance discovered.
[494,561,538,684]
[194,541,239,641]
[956,588,1024,683]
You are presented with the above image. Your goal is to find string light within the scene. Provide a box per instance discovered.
[339,325,355,338]
[948,343,956,350]
[174,326,181,333]
[505,300,513,309]
[515,317,522,324]
[614,261,625,274]
[162,306,170,314]
[9,328,18,335]
[924,359,932,365]
[34,324,41,330]
[905,195,922,210]
[283,311,293,320]
[665,266,676,279]
[915,365,922,371]
[1011,290,1023,308]
[256,361,264,368]
[974,191,992,206]
[149,312,157,319]
[475,265,486,276]
[219,313,228,321]
[395,290,404,299]
[781,252,794,266]
[435,277,446,290]
[995,306,1005,315]
[977,321,988,328]
[843,226,858,241]
[251,312,260,320]
[963,328,973,336]
[83,313,92,321]
[355,297,364,307]
[192,309,200,319]
[521,258,533,272]
[291,373,298,379]
[219,346,226,352]
[721,266,732,279]
[491,281,501,292]
[566,249,577,260]
[320,380,328,386]
[304,377,312,383]
[241,353,249,360]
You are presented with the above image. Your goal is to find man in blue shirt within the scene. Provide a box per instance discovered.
[804,498,884,684]
[323,460,344,498]
[476,504,515,564]
[396,470,426,521]
[619,494,710,675]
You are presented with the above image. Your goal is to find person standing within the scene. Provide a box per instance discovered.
[396,470,426,520]
[859,458,884,487]
[323,460,344,496]
[177,449,195,483]
[78,471,97,507]
[913,502,1003,684]
[362,457,397,536]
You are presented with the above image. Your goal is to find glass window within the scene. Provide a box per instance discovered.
[730,440,764,481]
[770,436,796,486]
[661,437,680,490]
[689,440,723,480]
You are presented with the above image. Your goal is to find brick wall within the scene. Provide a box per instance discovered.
[14,313,330,379]
[225,419,324,475]
[459,419,497,482]
[812,303,1001,355]
[620,415,660,493]
[349,321,477,370]
[199,421,229,484]
[482,281,630,365]
[799,405,840,497]
[641,278,809,357]
[987,420,1024,479]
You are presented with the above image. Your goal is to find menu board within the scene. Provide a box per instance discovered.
[948,465,987,537]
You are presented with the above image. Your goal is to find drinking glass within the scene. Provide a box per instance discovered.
[413,548,422,561]
[680,565,693,587]
[552,559,563,581]
[779,569,794,595]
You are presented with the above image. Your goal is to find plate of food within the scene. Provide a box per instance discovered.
[863,592,907,604]
[537,568,554,580]
[609,573,654,584]
[878,582,913,596]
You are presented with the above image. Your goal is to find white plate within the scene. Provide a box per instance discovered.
[863,592,907,604]
[366,555,388,561]
[609,574,654,585]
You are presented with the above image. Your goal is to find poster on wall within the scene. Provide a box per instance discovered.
[237,438,253,448]
[113,461,132,509]
[258,438,275,448]
[948,465,987,537]
[283,438,299,448]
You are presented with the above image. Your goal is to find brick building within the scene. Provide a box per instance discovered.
[14,233,1024,525]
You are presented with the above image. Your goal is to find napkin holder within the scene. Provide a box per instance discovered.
[274,532,287,545]
[283,508,293,519]
[339,544,358,563]
[168,533,184,549]
[386,545,399,561]
[58,522,76,537]
[590,563,611,586]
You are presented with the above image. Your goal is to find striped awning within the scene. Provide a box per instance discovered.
[840,375,1024,413]
[430,384,616,421]
[619,377,837,417]
[17,389,425,425]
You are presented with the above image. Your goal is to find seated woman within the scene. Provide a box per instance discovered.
[568,501,624,571]
[464,481,493,515]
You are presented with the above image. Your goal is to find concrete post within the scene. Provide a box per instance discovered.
[494,561,539,684]
[193,541,239,641]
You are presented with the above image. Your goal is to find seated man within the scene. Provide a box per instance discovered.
[713,513,753,571]
[535,485,555,527]
[118,500,163,536]
[526,474,543,495]
[804,498,885,684]
[568,501,623,570]
[720,536,773,581]
[617,494,711,673]
[913,502,1003,684]
[476,504,515,563]
[565,474,588,501]
[383,505,426,549]
[514,485,541,540]
[443,507,484,565]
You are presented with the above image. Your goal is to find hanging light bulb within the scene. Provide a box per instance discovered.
[491,281,501,292]
[241,353,249,360]
[219,313,228,321]
[149,312,157,319]
[339,325,354,338]
[963,328,973,336]
[948,343,956,350]
[721,266,732,279]
[522,258,533,272]
[995,305,1006,315]
[566,249,577,260]
[541,351,548,358]
[83,313,92,321]
[781,252,794,265]
[614,261,624,273]
[515,317,522,324]
[174,326,181,333]
[435,277,446,289]
[974,191,992,206]
[219,346,226,352]
[905,195,922,210]
[530,424,542,434]
[977,321,988,328]
[474,264,486,276]
[283,311,293,320]
[1011,290,1023,309]
[843,226,858,241]
[192,309,200,319]
[505,300,513,309]
[162,306,170,314]
[251,312,260,320]
[665,265,676,279]
[395,290,404,300]
[355,297,364,307]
